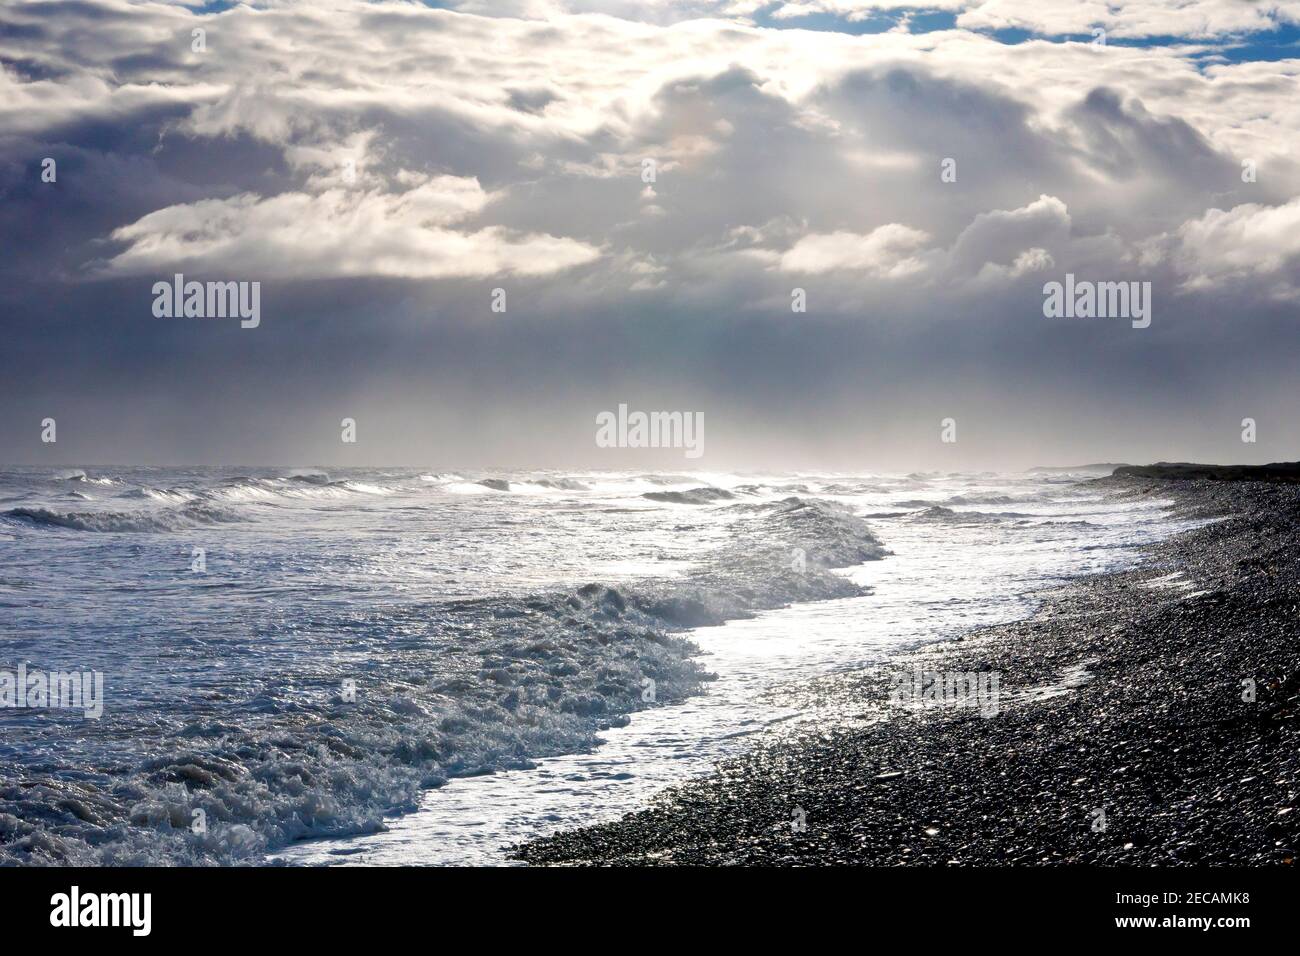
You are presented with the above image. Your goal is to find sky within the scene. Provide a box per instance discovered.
[2,0,1299,470]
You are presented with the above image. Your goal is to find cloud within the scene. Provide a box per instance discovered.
[3,0,1300,465]
[7,0,1296,297]
[953,0,1300,40]
[100,173,602,278]
[779,223,932,275]
[435,0,1300,40]
[768,0,964,24]
[1154,197,1300,295]
[948,194,1071,277]
[615,0,1300,40]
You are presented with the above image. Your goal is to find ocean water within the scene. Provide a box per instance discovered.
[0,466,1199,865]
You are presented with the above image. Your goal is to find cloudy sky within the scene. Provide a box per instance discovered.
[3,0,1299,469]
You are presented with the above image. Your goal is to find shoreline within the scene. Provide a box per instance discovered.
[515,476,1300,865]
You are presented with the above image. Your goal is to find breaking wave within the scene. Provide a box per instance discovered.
[524,477,589,491]
[118,487,200,504]
[3,504,245,533]
[51,470,118,486]
[642,486,735,505]
[909,505,1032,524]
[0,495,884,865]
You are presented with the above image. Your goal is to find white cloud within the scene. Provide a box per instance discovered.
[1160,197,1300,292]
[779,223,932,276]
[3,0,1299,307]
[435,0,1300,39]
[949,194,1071,276]
[768,0,965,24]
[954,0,1300,40]
[101,174,602,279]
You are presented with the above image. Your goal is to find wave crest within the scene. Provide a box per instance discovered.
[642,486,735,505]
[4,503,244,532]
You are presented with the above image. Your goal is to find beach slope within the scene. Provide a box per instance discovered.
[516,474,1300,865]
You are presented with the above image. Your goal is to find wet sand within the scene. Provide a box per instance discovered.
[516,475,1300,865]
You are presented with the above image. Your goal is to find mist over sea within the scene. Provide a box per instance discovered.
[0,466,1203,865]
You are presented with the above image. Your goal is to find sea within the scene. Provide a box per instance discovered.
[0,466,1202,865]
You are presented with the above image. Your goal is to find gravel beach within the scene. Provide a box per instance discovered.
[516,475,1300,866]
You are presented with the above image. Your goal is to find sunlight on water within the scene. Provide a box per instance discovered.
[0,467,1197,865]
